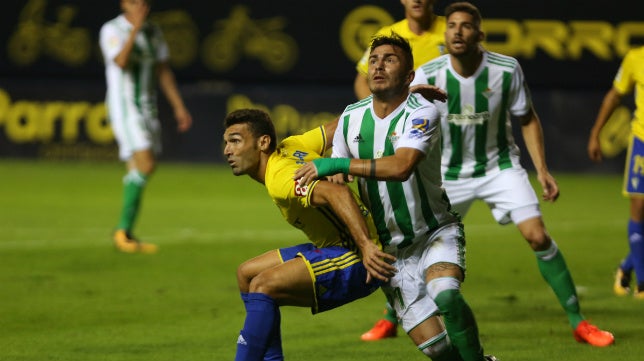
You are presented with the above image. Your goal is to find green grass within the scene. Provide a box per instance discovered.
[0,159,642,360]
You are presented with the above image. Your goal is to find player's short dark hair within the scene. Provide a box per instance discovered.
[369,33,414,72]
[445,1,482,28]
[224,109,277,152]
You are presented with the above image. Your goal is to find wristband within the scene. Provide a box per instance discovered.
[312,158,350,177]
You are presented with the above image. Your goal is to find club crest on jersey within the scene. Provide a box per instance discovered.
[482,88,494,99]
[388,131,399,144]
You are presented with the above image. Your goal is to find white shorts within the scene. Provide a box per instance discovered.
[443,168,541,225]
[382,222,465,333]
[109,113,162,161]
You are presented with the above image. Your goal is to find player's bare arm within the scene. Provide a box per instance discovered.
[157,62,192,132]
[588,87,624,163]
[519,108,559,202]
[294,147,423,186]
[409,84,448,103]
[307,180,396,282]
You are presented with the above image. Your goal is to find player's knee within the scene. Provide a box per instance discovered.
[419,331,452,359]
[426,277,461,305]
[525,231,551,251]
[236,261,254,291]
[248,270,280,297]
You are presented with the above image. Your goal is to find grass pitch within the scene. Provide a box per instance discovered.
[0,159,642,361]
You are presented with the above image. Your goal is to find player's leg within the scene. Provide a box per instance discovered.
[114,149,157,253]
[407,314,464,361]
[235,244,314,361]
[360,179,477,342]
[622,134,644,298]
[516,216,581,320]
[628,196,644,298]
[360,300,398,341]
[236,256,313,361]
[425,274,484,361]
[111,110,160,253]
[237,249,282,293]
[424,223,485,361]
[614,253,633,295]
[516,214,614,346]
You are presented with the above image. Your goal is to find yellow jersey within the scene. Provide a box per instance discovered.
[355,17,446,75]
[613,46,644,138]
[264,126,380,250]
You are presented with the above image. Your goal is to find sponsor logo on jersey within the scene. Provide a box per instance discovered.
[447,105,489,125]
[353,134,364,143]
[293,150,308,164]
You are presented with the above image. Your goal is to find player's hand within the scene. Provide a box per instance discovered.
[129,1,150,30]
[587,134,603,163]
[326,173,348,184]
[294,162,320,186]
[538,172,559,202]
[174,107,192,133]
[360,243,397,284]
[410,84,447,103]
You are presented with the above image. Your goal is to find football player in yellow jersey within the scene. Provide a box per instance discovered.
[354,0,445,99]
[589,45,644,300]
[223,109,397,361]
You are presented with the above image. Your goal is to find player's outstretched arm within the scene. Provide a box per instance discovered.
[294,147,423,186]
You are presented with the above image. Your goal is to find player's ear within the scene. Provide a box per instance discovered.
[478,29,485,43]
[407,70,415,85]
[258,134,271,152]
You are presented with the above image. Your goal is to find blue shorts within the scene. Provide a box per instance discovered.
[624,135,644,196]
[279,243,381,314]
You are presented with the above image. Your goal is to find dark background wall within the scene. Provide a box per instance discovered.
[1,0,642,172]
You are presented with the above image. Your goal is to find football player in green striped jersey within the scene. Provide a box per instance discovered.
[296,33,494,361]
[410,1,614,347]
[100,0,193,253]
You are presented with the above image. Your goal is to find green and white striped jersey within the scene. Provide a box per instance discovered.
[99,15,169,122]
[412,50,531,180]
[332,93,459,250]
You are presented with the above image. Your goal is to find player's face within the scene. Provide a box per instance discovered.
[223,123,261,177]
[445,11,482,57]
[367,45,412,98]
[121,0,149,14]
[401,0,434,21]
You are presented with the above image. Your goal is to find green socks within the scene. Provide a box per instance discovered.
[384,302,398,324]
[116,170,148,232]
[433,288,484,361]
[535,241,583,328]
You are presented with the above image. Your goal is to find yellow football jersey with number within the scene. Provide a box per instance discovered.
[264,126,380,250]
[356,17,446,75]
[614,46,644,138]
